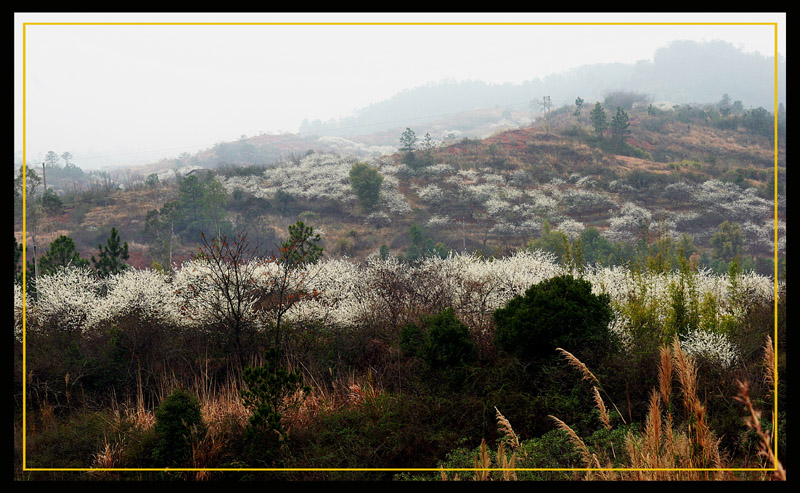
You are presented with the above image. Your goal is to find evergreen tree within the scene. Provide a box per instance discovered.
[44,150,61,169]
[60,151,74,167]
[38,235,89,275]
[610,106,631,145]
[379,244,390,260]
[590,102,608,138]
[174,174,230,239]
[152,389,205,466]
[399,127,417,152]
[573,96,585,120]
[494,275,614,365]
[92,227,130,277]
[281,221,323,266]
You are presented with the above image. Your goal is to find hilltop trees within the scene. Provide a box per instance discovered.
[349,161,384,211]
[400,127,425,169]
[603,90,649,111]
[573,96,585,121]
[44,151,61,169]
[60,151,74,167]
[399,127,417,152]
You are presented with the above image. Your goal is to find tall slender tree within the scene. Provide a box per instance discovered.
[590,102,608,139]
[573,96,585,121]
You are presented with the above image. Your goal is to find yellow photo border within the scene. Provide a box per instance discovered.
[19,19,782,476]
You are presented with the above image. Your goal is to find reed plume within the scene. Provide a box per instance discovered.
[762,335,776,399]
[592,386,611,431]
[556,347,599,386]
[734,380,785,481]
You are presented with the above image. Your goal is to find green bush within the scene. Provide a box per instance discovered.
[152,389,205,466]
[420,308,476,369]
[494,275,615,364]
[399,322,425,358]
[349,161,384,211]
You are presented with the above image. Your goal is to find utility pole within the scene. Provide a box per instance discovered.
[32,243,39,301]
[42,162,46,190]
[462,217,466,252]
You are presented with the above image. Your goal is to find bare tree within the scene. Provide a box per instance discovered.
[187,233,261,369]
[183,223,323,369]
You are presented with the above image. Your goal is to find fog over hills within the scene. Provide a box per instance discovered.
[16,39,784,171]
[299,40,785,139]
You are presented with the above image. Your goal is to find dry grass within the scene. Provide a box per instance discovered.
[619,339,728,480]
[546,338,788,481]
[762,335,776,399]
[438,409,521,481]
[658,343,673,413]
[733,380,785,481]
[556,347,599,385]
[592,386,611,431]
[494,406,520,451]
[87,434,126,480]
[556,347,625,426]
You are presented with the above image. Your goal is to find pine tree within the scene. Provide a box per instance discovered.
[399,127,417,152]
[573,96,585,120]
[92,227,130,277]
[610,106,631,145]
[39,235,89,275]
[590,102,608,139]
[281,221,323,266]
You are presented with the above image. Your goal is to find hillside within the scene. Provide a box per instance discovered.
[15,95,786,279]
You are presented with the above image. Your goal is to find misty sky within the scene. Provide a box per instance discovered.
[14,12,786,169]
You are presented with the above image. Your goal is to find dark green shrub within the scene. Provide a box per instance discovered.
[420,308,476,369]
[152,389,205,466]
[494,275,615,364]
[41,187,64,215]
[399,322,425,358]
[349,161,384,211]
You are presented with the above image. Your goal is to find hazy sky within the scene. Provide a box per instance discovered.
[14,12,786,169]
